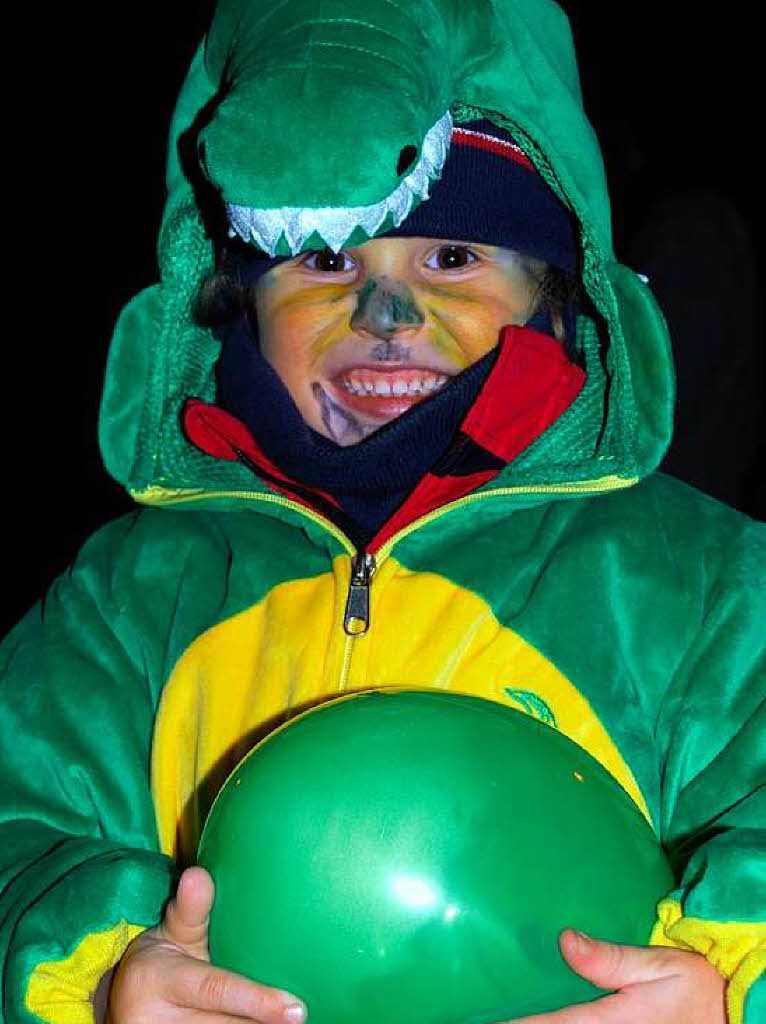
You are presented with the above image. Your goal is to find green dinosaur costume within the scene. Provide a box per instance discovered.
[1,2,764,1023]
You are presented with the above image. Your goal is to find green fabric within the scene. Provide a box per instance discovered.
[99,0,673,493]
[2,2,764,1022]
[195,0,610,245]
[2,481,764,1021]
[396,472,766,926]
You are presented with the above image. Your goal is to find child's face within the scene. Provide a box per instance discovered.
[255,236,541,445]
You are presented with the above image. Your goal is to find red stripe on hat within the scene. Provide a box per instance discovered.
[452,128,535,171]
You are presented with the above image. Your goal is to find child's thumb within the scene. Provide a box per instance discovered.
[558,929,673,990]
[160,866,215,954]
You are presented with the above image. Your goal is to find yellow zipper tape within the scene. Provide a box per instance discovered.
[376,475,637,561]
[131,485,355,554]
[131,474,636,564]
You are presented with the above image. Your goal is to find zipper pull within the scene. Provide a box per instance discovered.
[344,553,376,636]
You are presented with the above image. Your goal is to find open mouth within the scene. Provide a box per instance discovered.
[328,367,450,419]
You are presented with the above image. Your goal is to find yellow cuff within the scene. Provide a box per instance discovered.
[650,898,766,1024]
[25,920,145,1024]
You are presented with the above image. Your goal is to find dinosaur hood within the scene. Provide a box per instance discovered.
[99,0,674,510]
[183,0,613,257]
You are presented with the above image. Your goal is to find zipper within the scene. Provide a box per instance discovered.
[372,475,635,563]
[135,476,633,569]
[133,486,356,553]
[343,552,376,636]
[134,474,634,642]
[134,474,632,532]
[337,631,355,691]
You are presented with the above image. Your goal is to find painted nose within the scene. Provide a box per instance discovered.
[351,277,425,339]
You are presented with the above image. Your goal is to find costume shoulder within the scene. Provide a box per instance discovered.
[598,471,765,554]
[609,477,766,1024]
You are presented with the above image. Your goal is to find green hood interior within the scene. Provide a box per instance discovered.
[98,0,674,509]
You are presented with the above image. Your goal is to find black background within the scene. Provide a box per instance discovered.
[2,3,763,635]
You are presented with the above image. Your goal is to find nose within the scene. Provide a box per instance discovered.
[351,276,425,339]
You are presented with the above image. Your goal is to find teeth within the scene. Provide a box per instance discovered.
[226,111,453,255]
[340,374,448,398]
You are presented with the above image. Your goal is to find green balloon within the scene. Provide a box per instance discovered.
[198,690,672,1023]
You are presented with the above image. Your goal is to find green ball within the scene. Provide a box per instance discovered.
[198,690,672,1024]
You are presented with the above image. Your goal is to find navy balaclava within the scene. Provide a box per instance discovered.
[214,119,579,544]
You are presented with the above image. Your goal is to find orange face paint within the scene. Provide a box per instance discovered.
[255,237,543,445]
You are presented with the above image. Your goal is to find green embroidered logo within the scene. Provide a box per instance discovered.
[504,688,556,728]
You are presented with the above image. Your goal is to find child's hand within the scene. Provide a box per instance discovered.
[497,929,727,1023]
[106,866,307,1024]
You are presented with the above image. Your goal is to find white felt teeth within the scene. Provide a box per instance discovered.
[226,110,453,255]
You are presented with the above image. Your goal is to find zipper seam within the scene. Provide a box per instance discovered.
[134,488,357,554]
[134,477,634,689]
[337,632,355,691]
[132,475,634,560]
[374,476,636,561]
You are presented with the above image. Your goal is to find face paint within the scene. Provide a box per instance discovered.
[312,382,379,445]
[255,237,543,445]
[370,339,412,363]
[351,277,425,339]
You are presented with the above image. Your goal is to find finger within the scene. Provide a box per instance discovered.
[171,959,306,1024]
[183,1013,305,1024]
[161,866,215,953]
[182,1007,307,1024]
[558,930,680,990]
[495,991,625,1024]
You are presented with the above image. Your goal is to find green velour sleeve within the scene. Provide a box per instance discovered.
[650,514,766,1024]
[0,518,176,1024]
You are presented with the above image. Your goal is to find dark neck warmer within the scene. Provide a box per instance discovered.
[215,305,563,547]
[216,315,498,545]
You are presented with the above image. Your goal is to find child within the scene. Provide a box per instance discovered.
[1,2,763,1023]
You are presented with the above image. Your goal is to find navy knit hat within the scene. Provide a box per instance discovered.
[228,118,578,288]
[384,118,578,273]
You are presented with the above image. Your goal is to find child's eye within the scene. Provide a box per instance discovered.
[302,248,356,273]
[425,245,480,271]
